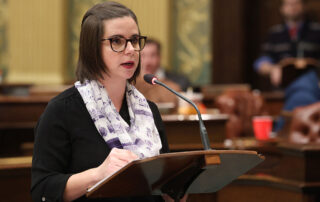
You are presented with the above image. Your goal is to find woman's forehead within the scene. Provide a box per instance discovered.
[103,16,139,37]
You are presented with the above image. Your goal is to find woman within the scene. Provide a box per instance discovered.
[31,2,172,201]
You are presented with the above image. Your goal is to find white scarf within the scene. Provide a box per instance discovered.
[75,80,162,159]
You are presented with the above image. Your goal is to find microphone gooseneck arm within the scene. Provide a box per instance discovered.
[154,79,211,150]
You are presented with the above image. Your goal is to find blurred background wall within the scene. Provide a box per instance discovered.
[171,0,212,85]
[5,0,67,84]
[0,0,212,85]
[2,0,320,88]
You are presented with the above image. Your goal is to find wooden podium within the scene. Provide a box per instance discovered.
[87,78,264,201]
[87,150,264,201]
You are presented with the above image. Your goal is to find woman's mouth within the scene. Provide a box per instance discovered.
[121,61,135,69]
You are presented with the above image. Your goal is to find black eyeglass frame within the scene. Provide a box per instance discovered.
[101,35,147,52]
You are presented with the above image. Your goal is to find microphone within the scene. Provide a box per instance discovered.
[144,74,211,150]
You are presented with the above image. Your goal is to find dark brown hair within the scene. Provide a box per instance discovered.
[76,1,141,83]
[145,38,162,55]
[280,0,306,6]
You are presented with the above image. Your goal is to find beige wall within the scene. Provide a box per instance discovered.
[7,0,67,84]
[5,0,170,84]
[114,0,171,69]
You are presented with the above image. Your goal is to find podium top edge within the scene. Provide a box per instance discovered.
[135,150,263,164]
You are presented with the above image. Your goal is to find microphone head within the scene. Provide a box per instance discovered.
[143,74,158,85]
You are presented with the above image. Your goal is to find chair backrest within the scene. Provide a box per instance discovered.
[289,102,320,144]
[216,90,266,138]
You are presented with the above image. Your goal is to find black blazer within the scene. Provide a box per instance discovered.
[31,86,169,202]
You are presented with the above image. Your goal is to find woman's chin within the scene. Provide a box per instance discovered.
[122,72,135,81]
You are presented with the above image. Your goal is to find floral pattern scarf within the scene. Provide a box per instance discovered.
[75,80,162,159]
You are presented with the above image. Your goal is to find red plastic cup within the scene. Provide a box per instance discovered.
[252,116,273,141]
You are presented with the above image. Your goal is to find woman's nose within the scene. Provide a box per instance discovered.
[124,41,135,54]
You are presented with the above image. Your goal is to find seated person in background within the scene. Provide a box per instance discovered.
[139,38,190,91]
[254,0,320,129]
[216,90,266,138]
[135,39,183,105]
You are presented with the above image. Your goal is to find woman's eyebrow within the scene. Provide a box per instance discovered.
[107,34,124,38]
[108,34,140,38]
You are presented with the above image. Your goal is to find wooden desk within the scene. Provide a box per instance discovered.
[0,93,229,155]
[184,139,320,202]
[0,156,32,202]
[217,174,320,202]
[0,95,51,124]
[226,140,320,182]
[214,141,320,202]
[1,141,320,202]
[202,88,285,116]
[0,95,51,157]
[162,114,229,151]
[5,93,319,201]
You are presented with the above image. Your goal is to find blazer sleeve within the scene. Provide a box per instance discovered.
[148,101,170,153]
[31,99,72,202]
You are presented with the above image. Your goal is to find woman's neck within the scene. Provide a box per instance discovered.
[99,76,127,112]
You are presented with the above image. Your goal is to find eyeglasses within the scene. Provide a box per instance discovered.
[101,35,147,52]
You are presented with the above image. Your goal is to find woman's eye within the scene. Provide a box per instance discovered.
[112,38,122,45]
[131,37,139,44]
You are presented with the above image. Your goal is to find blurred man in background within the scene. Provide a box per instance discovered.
[135,39,183,105]
[136,38,193,105]
[140,39,190,91]
[254,0,320,117]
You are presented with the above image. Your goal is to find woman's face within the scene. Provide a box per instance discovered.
[101,16,140,81]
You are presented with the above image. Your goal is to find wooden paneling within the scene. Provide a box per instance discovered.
[212,0,246,84]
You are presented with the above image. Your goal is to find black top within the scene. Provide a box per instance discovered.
[165,71,191,92]
[261,20,320,63]
[31,86,169,202]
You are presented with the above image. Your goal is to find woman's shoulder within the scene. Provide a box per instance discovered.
[50,86,79,103]
[44,86,81,114]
